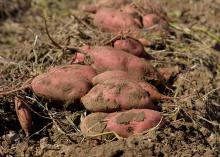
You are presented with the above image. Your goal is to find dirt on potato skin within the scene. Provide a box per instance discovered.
[0,0,220,157]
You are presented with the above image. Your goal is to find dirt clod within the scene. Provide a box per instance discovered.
[116,112,145,124]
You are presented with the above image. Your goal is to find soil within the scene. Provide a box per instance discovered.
[116,112,145,124]
[0,0,220,157]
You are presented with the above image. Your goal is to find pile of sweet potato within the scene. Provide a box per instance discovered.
[15,0,174,138]
[82,0,170,46]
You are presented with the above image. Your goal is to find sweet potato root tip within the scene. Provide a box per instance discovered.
[138,82,171,101]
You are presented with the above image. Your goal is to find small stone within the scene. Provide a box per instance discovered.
[6,131,20,143]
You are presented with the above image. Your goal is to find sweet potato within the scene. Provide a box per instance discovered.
[143,14,168,30]
[119,2,169,41]
[92,71,170,101]
[31,65,96,103]
[80,109,163,138]
[81,78,157,112]
[73,46,165,84]
[15,96,32,136]
[93,8,141,32]
[106,109,163,137]
[114,37,146,57]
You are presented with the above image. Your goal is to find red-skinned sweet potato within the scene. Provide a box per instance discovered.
[105,109,163,137]
[81,78,156,112]
[80,109,164,138]
[15,96,32,136]
[113,37,153,58]
[114,37,153,59]
[114,37,143,56]
[143,14,168,30]
[31,65,96,103]
[92,71,170,101]
[93,8,141,32]
[73,46,165,84]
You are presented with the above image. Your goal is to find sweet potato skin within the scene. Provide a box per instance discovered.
[92,70,132,85]
[48,64,96,81]
[81,79,155,112]
[80,109,163,138]
[94,8,141,32]
[31,65,96,103]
